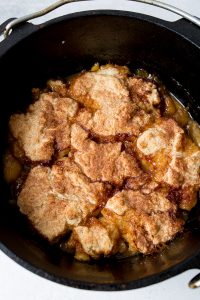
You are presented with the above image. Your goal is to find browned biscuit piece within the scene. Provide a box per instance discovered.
[18,158,106,241]
[10,93,79,161]
[136,118,185,187]
[102,189,183,254]
[105,189,177,216]
[66,217,120,260]
[70,66,154,138]
[71,124,142,185]
[136,118,200,210]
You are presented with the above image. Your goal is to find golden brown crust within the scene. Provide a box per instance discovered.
[70,69,157,138]
[102,189,183,254]
[136,118,200,209]
[7,64,200,261]
[65,217,121,260]
[105,189,177,215]
[71,124,142,185]
[18,158,106,241]
[9,92,79,161]
[136,118,185,187]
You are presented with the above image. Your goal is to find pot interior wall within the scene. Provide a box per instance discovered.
[0,13,200,289]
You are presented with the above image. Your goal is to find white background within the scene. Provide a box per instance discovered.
[0,0,200,299]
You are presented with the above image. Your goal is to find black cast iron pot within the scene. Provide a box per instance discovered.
[0,0,200,291]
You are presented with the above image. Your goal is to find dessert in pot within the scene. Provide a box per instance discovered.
[4,64,200,261]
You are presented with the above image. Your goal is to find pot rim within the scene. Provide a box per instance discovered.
[1,239,199,291]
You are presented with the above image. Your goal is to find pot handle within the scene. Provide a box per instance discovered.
[189,273,200,289]
[187,253,200,289]
[2,0,200,38]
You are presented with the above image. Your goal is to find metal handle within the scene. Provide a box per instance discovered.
[3,0,200,38]
[189,273,200,289]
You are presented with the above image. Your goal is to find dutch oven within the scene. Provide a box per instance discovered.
[0,0,200,291]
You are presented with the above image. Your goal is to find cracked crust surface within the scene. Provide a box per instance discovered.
[7,64,200,260]
[67,188,183,260]
[136,118,200,210]
[102,189,183,254]
[18,158,106,241]
[71,124,142,185]
[136,118,185,186]
[66,217,120,260]
[70,67,156,138]
[9,93,79,161]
